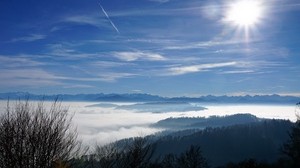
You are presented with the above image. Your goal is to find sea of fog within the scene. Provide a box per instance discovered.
[0,101,297,145]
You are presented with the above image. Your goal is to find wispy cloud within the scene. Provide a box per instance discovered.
[9,34,46,43]
[63,84,95,89]
[0,55,43,68]
[0,66,137,88]
[108,4,224,17]
[0,69,63,87]
[132,89,142,93]
[97,72,136,82]
[113,51,166,62]
[63,15,108,29]
[67,63,137,82]
[46,43,98,60]
[148,0,170,3]
[235,60,287,69]
[165,62,237,76]
[98,2,120,34]
[91,61,132,68]
[219,70,255,74]
[164,39,250,50]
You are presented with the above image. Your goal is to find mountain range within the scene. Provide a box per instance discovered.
[0,92,299,104]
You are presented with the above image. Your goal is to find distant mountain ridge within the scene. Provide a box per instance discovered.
[151,113,262,129]
[0,92,299,104]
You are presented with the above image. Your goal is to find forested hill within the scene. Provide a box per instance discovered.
[152,119,293,167]
[151,113,261,129]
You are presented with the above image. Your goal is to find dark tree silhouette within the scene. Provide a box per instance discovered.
[0,100,81,168]
[222,159,275,168]
[118,137,155,168]
[177,145,209,168]
[94,143,121,168]
[91,141,209,168]
[161,154,177,168]
[89,137,155,168]
[282,102,300,168]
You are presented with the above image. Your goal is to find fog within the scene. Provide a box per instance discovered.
[0,101,297,145]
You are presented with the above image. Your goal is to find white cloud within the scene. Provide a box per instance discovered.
[165,62,237,75]
[148,0,170,3]
[63,84,95,89]
[108,4,220,17]
[46,43,98,60]
[97,72,136,82]
[79,126,161,145]
[66,63,138,82]
[0,55,43,68]
[63,15,108,29]
[164,39,247,50]
[71,104,169,145]
[125,38,179,44]
[0,68,136,88]
[91,61,131,68]
[132,89,142,93]
[0,69,84,84]
[219,70,254,74]
[235,60,287,69]
[10,34,46,43]
[113,51,166,62]
[0,69,63,87]
[0,69,60,80]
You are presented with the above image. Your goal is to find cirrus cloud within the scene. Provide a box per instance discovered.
[165,62,237,76]
[9,34,46,43]
[113,51,167,62]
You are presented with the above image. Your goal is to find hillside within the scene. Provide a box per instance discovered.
[152,113,261,129]
[152,119,293,166]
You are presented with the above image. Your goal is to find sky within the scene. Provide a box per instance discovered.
[0,0,300,97]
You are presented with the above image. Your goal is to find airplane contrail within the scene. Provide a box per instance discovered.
[98,2,120,34]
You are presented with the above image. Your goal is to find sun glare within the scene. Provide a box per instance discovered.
[226,0,264,28]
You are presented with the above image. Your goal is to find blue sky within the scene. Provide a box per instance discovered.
[0,0,300,96]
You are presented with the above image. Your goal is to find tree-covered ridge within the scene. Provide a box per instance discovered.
[152,113,261,129]
[153,120,293,167]
[71,119,294,167]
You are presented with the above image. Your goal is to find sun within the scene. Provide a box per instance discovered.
[226,0,264,28]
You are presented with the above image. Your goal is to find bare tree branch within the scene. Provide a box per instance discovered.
[0,99,82,168]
